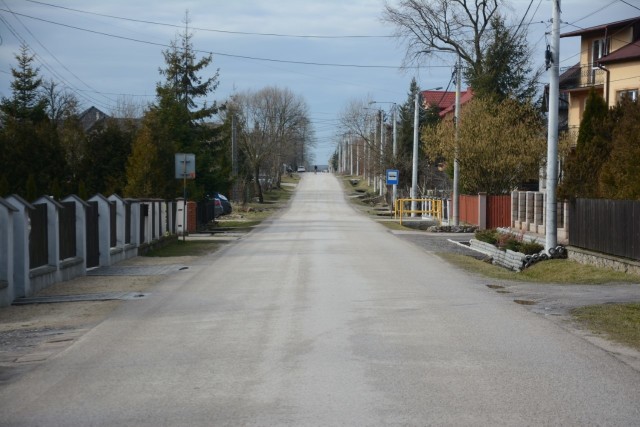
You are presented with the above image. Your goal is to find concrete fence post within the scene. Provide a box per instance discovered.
[89,194,113,267]
[5,195,34,298]
[478,192,487,230]
[0,198,17,306]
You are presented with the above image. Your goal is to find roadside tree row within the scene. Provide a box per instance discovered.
[0,19,314,204]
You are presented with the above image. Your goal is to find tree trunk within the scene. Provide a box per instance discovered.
[254,164,264,203]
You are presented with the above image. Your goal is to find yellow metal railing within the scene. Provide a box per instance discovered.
[394,198,443,225]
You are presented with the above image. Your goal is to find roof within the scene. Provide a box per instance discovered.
[421,88,474,118]
[598,41,640,64]
[79,106,109,132]
[422,90,457,111]
[560,16,640,39]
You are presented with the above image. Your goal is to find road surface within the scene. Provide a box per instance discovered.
[1,173,639,426]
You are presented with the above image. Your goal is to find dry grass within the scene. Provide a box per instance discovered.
[572,303,640,350]
[438,252,640,284]
[145,240,221,257]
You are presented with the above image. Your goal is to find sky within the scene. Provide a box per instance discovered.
[1,0,639,164]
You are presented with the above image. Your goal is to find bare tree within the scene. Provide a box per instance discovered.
[111,96,146,119]
[230,86,312,203]
[41,79,79,124]
[382,1,541,102]
[382,0,499,72]
[338,98,384,179]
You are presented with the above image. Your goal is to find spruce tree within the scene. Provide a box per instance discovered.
[0,43,66,197]
[559,89,609,199]
[126,14,222,199]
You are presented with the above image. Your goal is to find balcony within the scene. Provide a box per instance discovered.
[559,63,606,90]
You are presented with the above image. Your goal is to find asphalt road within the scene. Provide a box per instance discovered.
[1,174,639,426]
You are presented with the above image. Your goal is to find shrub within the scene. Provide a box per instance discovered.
[520,241,544,255]
[475,228,499,244]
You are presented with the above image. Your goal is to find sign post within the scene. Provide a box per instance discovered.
[386,169,399,212]
[175,153,196,240]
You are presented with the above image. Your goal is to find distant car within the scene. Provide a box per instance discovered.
[209,192,232,216]
[297,166,306,173]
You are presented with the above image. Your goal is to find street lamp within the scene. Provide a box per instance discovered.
[370,101,398,205]
[411,86,442,217]
[418,50,462,225]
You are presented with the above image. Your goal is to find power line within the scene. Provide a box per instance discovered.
[0,12,115,110]
[1,0,116,106]
[620,0,640,12]
[24,0,391,39]
[1,9,426,69]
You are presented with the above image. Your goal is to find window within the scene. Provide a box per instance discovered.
[590,38,610,84]
[592,38,610,62]
[617,89,638,103]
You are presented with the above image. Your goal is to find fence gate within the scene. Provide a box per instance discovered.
[86,201,100,268]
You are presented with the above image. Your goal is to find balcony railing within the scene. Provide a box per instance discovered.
[559,63,605,90]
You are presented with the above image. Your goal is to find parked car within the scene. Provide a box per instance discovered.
[203,196,223,218]
[207,192,232,216]
[215,193,232,215]
[297,166,306,173]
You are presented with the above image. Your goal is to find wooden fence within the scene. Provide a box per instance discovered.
[486,195,511,229]
[456,194,511,229]
[569,198,640,261]
[459,195,479,225]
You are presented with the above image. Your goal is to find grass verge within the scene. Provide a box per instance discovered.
[145,240,221,257]
[216,183,296,229]
[572,303,640,350]
[438,252,640,284]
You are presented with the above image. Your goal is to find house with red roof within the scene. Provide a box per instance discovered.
[559,16,640,133]
[421,88,474,118]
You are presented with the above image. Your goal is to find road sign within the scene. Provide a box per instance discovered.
[386,169,399,185]
[175,153,196,179]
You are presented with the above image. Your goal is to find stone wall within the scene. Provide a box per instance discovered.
[568,247,640,276]
[469,239,526,271]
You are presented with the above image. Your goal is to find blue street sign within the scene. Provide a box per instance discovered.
[386,169,399,185]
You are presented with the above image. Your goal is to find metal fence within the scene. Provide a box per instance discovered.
[86,201,100,268]
[569,198,640,261]
[109,201,117,248]
[125,202,131,244]
[29,204,49,269]
[59,201,76,260]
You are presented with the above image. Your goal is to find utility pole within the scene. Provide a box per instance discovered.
[453,55,461,226]
[545,0,561,252]
[231,113,238,202]
[392,105,397,208]
[349,135,354,176]
[379,109,385,197]
[356,140,360,176]
[411,91,420,217]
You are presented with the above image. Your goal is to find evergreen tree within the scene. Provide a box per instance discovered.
[125,14,223,199]
[0,43,66,197]
[1,43,47,122]
[395,78,441,194]
[82,118,135,196]
[558,89,610,199]
[598,98,640,199]
[125,114,162,198]
[465,16,540,102]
